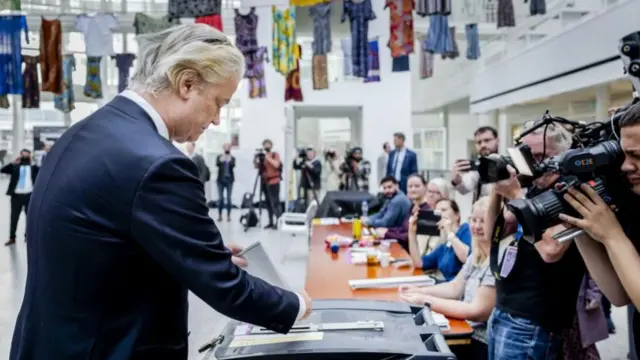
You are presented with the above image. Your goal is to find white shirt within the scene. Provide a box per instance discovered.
[392,147,407,181]
[118,91,307,321]
[76,14,119,57]
[14,165,33,194]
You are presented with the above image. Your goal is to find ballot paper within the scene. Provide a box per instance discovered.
[240,241,291,290]
[430,311,450,331]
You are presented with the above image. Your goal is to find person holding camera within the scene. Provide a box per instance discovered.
[484,122,586,360]
[558,103,640,352]
[293,147,322,208]
[407,198,471,283]
[341,147,371,191]
[215,143,235,222]
[322,148,343,193]
[400,196,495,360]
[254,139,282,229]
[451,126,499,201]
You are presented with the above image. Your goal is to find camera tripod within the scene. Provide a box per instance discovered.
[242,169,265,232]
[297,167,319,210]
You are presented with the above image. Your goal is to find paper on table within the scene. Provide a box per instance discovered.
[312,218,340,225]
[430,311,450,330]
[241,241,291,290]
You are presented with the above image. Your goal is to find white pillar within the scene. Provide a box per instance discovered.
[498,110,509,153]
[595,85,612,122]
[11,95,24,157]
[442,106,450,167]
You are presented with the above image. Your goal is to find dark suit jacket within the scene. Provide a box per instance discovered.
[386,149,418,193]
[10,96,300,360]
[0,162,39,195]
[215,154,236,183]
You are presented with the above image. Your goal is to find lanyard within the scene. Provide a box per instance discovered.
[489,210,522,280]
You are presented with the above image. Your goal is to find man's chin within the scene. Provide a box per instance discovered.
[632,184,640,196]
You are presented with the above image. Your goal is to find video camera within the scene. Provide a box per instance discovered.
[324,149,336,160]
[254,148,266,163]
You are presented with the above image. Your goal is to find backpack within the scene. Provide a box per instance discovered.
[239,209,259,228]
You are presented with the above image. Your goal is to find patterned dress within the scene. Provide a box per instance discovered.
[235,7,259,76]
[54,54,76,113]
[21,55,39,108]
[312,54,328,90]
[284,44,303,102]
[39,18,63,94]
[497,0,516,28]
[385,0,414,57]
[341,0,376,78]
[364,39,380,83]
[272,6,297,76]
[112,53,136,93]
[309,2,332,55]
[248,47,269,99]
[84,56,103,99]
[168,0,221,21]
[133,13,179,35]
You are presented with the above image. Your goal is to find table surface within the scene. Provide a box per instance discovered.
[304,222,473,339]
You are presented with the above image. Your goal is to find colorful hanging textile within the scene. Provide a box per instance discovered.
[133,13,179,35]
[272,6,297,75]
[290,0,327,6]
[465,23,480,60]
[415,0,451,16]
[84,56,103,99]
[54,54,76,113]
[341,0,376,78]
[196,14,223,31]
[112,53,136,93]
[22,55,39,108]
[441,26,459,59]
[497,0,516,28]
[385,0,414,57]
[168,0,221,21]
[364,39,380,83]
[419,38,434,79]
[284,44,303,102]
[312,54,328,90]
[424,14,453,55]
[309,2,332,55]
[0,15,27,96]
[40,18,63,94]
[248,47,269,99]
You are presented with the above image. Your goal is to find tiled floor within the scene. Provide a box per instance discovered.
[0,177,633,359]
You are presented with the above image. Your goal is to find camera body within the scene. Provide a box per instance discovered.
[324,149,336,161]
[254,148,266,163]
[416,209,441,236]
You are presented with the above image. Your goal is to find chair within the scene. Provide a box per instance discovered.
[278,200,318,262]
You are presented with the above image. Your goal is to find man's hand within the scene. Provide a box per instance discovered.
[558,183,625,244]
[399,292,433,305]
[451,159,471,186]
[493,165,522,200]
[228,244,249,268]
[298,290,313,320]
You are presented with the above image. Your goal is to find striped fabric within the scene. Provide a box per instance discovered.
[415,0,452,16]
[465,23,481,60]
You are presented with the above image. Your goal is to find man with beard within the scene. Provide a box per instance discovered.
[451,126,499,202]
[2,149,39,246]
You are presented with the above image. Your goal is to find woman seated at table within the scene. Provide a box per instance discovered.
[375,174,430,249]
[376,176,450,250]
[399,197,494,359]
[407,198,471,282]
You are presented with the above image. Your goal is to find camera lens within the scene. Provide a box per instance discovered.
[478,156,513,183]
[507,190,564,242]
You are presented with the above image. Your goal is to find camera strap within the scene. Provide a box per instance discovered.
[489,210,520,280]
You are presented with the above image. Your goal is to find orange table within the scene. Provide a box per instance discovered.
[304,222,473,345]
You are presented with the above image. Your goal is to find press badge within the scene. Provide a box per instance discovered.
[498,225,523,278]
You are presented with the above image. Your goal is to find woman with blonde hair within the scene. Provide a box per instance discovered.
[400,196,495,360]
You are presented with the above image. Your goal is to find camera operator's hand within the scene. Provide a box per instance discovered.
[493,165,523,201]
[451,159,471,186]
[558,184,625,244]
[408,206,419,235]
[305,160,313,168]
[437,218,455,234]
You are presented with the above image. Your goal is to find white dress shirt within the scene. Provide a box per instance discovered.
[118,91,307,320]
[14,165,33,194]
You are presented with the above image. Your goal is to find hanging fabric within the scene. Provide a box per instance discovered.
[112,53,136,93]
[441,26,459,59]
[415,0,451,17]
[0,95,8,109]
[285,44,303,102]
[424,14,453,55]
[84,56,103,99]
[497,0,516,28]
[235,7,259,76]
[290,0,328,6]
[341,0,377,78]
[364,39,380,82]
[168,0,221,21]
[54,54,76,113]
[391,55,409,72]
[385,0,414,57]
[309,2,332,55]
[419,38,434,79]
[22,55,39,108]
[133,13,179,35]
[528,0,547,16]
[341,37,353,76]
[0,0,20,11]
[40,18,62,94]
[248,47,269,99]
[0,15,27,97]
[76,14,120,57]
[272,6,297,75]
[465,23,481,60]
[196,14,223,31]
[312,54,329,89]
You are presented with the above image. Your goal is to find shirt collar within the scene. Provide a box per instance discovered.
[119,90,169,140]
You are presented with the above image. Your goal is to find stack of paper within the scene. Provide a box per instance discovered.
[348,275,435,289]
[430,311,450,330]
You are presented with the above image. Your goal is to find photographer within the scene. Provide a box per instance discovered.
[293,147,322,207]
[451,126,499,201]
[559,103,640,351]
[322,148,343,192]
[340,147,371,191]
[484,122,586,359]
[254,139,282,229]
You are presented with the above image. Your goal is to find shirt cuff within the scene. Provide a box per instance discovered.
[295,292,306,320]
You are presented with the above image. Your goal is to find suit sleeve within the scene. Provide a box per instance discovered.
[1,163,13,174]
[409,152,418,174]
[130,155,299,333]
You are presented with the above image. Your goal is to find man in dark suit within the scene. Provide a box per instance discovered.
[386,132,418,194]
[186,141,210,183]
[10,25,311,360]
[215,142,235,222]
[1,149,38,246]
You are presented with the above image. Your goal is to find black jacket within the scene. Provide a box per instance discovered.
[216,154,236,183]
[1,162,39,195]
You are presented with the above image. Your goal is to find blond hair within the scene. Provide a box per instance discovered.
[130,24,245,94]
[521,119,573,154]
[428,177,452,200]
[471,196,490,266]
